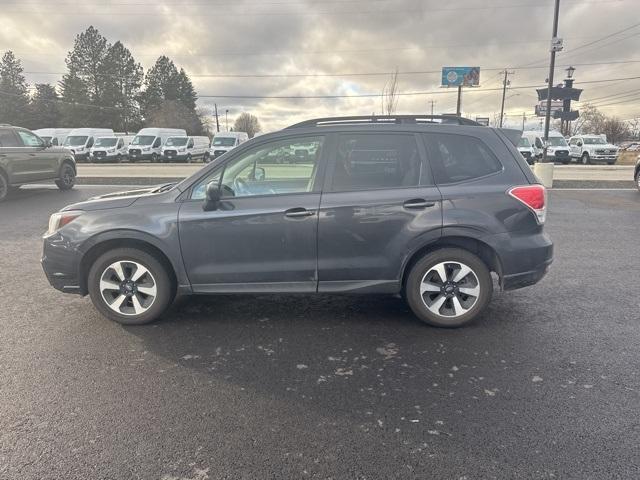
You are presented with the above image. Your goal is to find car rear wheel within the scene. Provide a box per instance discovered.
[55,163,76,191]
[151,153,159,163]
[203,152,210,163]
[581,152,590,165]
[405,248,493,328]
[635,172,640,192]
[88,248,174,325]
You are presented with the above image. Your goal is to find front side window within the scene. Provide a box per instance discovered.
[0,129,19,147]
[424,133,502,184]
[192,136,324,200]
[187,139,194,148]
[330,134,421,191]
[17,130,44,147]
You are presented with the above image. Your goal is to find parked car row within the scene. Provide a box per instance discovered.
[516,131,622,165]
[32,126,250,164]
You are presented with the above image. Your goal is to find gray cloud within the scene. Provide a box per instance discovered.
[1,0,638,130]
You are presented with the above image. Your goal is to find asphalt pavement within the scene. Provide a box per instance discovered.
[0,185,639,479]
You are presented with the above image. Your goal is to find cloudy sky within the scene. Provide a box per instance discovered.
[1,0,639,131]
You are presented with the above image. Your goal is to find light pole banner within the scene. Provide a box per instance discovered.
[441,67,480,87]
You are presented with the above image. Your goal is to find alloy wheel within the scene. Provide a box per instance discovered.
[419,261,480,318]
[99,260,157,316]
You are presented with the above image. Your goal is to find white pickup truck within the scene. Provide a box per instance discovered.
[569,135,619,165]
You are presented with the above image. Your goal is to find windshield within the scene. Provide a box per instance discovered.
[131,135,156,146]
[213,137,236,147]
[165,137,188,147]
[94,138,117,147]
[64,136,88,147]
[584,137,606,145]
[547,136,568,147]
[518,138,531,148]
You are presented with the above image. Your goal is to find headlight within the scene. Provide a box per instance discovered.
[46,210,83,236]
[143,147,151,151]
[108,148,116,153]
[178,147,186,152]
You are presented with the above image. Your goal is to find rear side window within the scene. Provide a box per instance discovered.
[0,129,19,147]
[424,133,502,184]
[331,134,421,191]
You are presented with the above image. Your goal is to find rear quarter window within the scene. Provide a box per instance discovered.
[423,133,503,184]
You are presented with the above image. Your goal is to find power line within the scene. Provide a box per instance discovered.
[19,60,640,80]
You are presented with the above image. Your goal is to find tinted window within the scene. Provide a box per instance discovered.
[0,129,19,147]
[424,133,502,184]
[192,136,324,200]
[16,130,44,147]
[331,134,421,191]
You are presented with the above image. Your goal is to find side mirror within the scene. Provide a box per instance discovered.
[43,139,52,148]
[203,182,222,211]
[577,141,582,147]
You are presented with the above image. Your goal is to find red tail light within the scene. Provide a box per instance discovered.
[508,185,547,224]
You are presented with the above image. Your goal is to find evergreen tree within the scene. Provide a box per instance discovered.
[0,51,30,126]
[27,83,61,129]
[59,69,93,126]
[102,41,144,132]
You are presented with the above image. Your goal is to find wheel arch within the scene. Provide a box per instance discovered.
[401,234,503,291]
[60,157,76,174]
[78,234,179,296]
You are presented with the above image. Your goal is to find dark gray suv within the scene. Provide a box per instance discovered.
[42,116,553,328]
[0,125,77,202]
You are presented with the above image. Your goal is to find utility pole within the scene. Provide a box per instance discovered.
[522,112,526,131]
[543,0,561,163]
[456,85,462,116]
[429,99,436,117]
[225,109,229,131]
[214,103,220,133]
[499,69,514,128]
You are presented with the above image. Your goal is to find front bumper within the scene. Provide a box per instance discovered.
[128,151,155,161]
[41,233,82,294]
[484,230,554,291]
[163,152,189,162]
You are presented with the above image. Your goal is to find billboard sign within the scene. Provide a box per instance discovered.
[442,67,480,87]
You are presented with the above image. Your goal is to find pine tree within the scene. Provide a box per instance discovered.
[0,51,30,126]
[102,41,144,132]
[27,83,61,129]
[59,69,93,126]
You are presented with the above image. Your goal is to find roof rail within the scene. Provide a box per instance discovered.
[286,115,481,129]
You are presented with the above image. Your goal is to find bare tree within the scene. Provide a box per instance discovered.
[381,68,399,116]
[233,112,261,138]
[601,117,630,144]
[571,103,605,135]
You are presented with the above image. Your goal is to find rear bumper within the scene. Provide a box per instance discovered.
[41,234,83,294]
[483,230,553,291]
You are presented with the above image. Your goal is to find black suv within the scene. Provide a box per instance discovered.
[0,125,77,202]
[42,116,553,328]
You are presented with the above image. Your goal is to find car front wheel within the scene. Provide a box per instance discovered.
[581,152,590,165]
[636,172,640,192]
[88,248,174,325]
[55,163,76,191]
[405,248,493,328]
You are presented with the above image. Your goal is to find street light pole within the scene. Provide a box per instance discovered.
[225,110,229,131]
[542,0,561,163]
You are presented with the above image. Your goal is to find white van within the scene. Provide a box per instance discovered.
[209,131,249,161]
[162,136,210,163]
[517,136,536,165]
[521,130,570,164]
[128,128,187,162]
[33,128,73,147]
[63,128,114,161]
[90,135,134,163]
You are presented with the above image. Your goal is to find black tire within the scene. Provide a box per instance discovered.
[203,152,210,163]
[635,172,640,193]
[151,153,158,163]
[115,154,122,163]
[581,152,590,165]
[404,248,493,328]
[88,247,174,325]
[55,163,76,191]
[186,154,192,163]
[0,170,8,202]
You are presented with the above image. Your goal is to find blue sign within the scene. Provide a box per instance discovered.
[442,67,480,87]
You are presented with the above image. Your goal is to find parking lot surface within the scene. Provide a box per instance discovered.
[0,186,638,479]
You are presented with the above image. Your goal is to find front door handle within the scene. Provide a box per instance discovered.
[285,207,315,218]
[403,199,436,209]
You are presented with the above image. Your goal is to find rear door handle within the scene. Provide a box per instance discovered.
[403,199,436,209]
[284,207,315,218]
